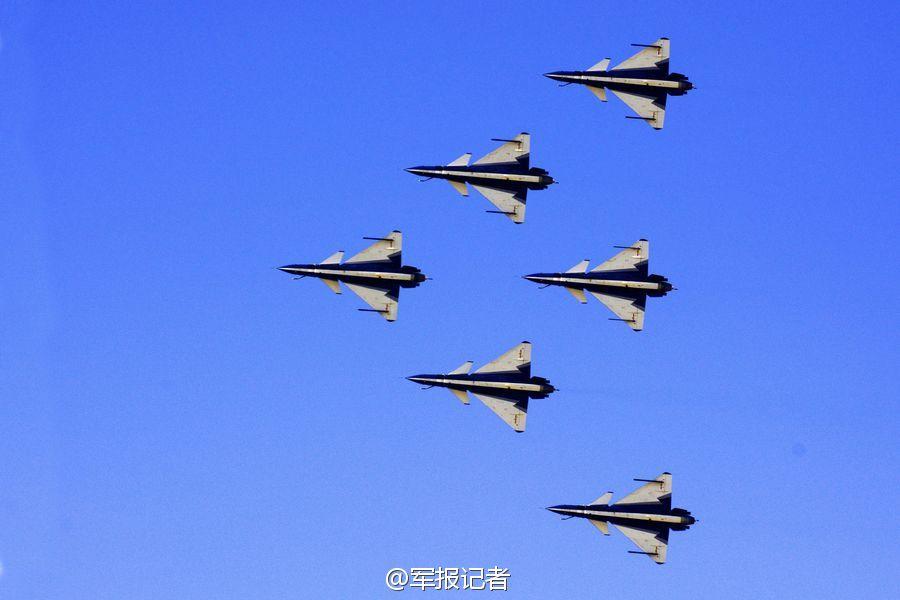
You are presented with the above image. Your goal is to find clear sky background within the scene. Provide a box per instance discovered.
[2,2,898,598]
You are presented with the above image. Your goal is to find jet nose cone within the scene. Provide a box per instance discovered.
[543,72,566,81]
[546,505,567,515]
[523,274,539,282]
[277,266,292,273]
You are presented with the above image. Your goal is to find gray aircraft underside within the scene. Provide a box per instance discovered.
[525,239,672,331]
[406,132,554,224]
[407,341,554,432]
[548,473,695,564]
[278,231,425,322]
[544,38,693,130]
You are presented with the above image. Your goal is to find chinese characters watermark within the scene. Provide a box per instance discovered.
[385,567,510,591]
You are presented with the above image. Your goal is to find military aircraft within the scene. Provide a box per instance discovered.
[406,341,554,432]
[547,473,695,564]
[544,38,692,129]
[405,133,554,224]
[524,239,672,331]
[277,231,425,322]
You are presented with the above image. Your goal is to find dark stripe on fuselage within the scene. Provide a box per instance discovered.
[408,165,554,190]
[527,272,671,298]
[549,68,692,97]
[280,263,425,288]
[408,373,555,399]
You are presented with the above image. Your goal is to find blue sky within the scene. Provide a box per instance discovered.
[1,1,898,598]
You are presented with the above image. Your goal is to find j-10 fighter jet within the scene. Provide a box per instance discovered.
[547,473,695,564]
[278,231,425,322]
[405,133,554,224]
[524,239,672,331]
[406,342,554,432]
[544,38,692,129]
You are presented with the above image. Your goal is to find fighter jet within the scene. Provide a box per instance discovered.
[405,133,554,224]
[547,473,695,564]
[524,239,672,331]
[544,38,692,129]
[277,230,425,322]
[406,342,554,432]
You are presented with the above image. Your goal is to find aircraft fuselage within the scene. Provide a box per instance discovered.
[524,273,673,297]
[545,70,692,96]
[406,374,555,398]
[548,504,695,530]
[405,166,555,190]
[279,264,426,288]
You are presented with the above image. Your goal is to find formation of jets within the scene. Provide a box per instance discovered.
[282,39,695,564]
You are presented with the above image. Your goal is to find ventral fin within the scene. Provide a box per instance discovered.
[566,259,590,273]
[320,251,344,265]
[449,388,470,405]
[449,361,473,375]
[320,278,342,294]
[448,152,472,167]
[588,86,608,102]
[447,179,469,196]
[586,58,610,72]
[565,287,587,304]
[590,519,610,535]
[590,491,613,506]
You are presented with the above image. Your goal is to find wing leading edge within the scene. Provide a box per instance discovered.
[471,184,527,224]
[344,231,402,267]
[613,523,669,564]
[474,342,532,377]
[609,90,667,130]
[611,38,670,74]
[592,240,649,276]
[344,281,400,322]
[471,391,528,432]
[473,133,530,167]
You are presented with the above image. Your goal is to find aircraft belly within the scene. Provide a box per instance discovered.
[587,280,659,291]
[585,76,679,89]
[310,269,413,281]
[546,276,659,290]
[466,380,543,393]
[439,170,536,184]
[585,510,686,525]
